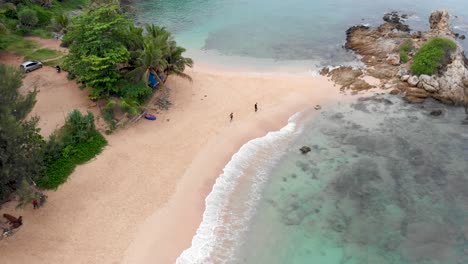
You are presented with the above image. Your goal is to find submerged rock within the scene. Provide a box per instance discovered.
[300,146,311,154]
[430,109,443,116]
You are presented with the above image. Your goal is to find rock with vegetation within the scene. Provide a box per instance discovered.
[343,9,467,105]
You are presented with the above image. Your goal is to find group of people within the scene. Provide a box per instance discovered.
[230,102,258,122]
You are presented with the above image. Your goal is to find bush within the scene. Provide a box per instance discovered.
[18,8,38,27]
[399,39,413,64]
[411,37,457,75]
[28,5,53,26]
[118,80,152,103]
[60,110,96,146]
[38,131,107,189]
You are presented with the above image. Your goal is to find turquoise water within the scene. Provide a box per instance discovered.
[135,0,468,70]
[233,97,468,264]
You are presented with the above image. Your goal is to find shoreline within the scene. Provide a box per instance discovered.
[122,66,358,263]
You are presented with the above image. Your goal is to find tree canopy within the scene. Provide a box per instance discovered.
[63,4,131,99]
[0,63,44,202]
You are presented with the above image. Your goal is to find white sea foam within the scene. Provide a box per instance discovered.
[176,113,303,264]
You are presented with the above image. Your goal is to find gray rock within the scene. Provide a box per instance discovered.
[401,75,410,81]
[419,74,440,93]
[407,76,420,86]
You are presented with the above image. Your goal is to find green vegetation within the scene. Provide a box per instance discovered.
[0,63,43,203]
[26,48,63,61]
[39,131,107,189]
[411,37,457,75]
[0,0,89,50]
[63,4,131,99]
[399,39,413,64]
[0,34,37,55]
[0,64,107,202]
[38,110,107,189]
[63,4,192,130]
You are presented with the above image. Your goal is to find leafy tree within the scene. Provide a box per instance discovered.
[63,4,131,99]
[18,8,39,28]
[0,63,44,203]
[51,13,69,33]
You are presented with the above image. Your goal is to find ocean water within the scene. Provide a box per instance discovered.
[177,96,468,264]
[134,0,468,71]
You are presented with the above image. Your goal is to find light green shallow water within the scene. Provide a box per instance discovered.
[234,97,468,264]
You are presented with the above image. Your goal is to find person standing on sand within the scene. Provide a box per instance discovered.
[254,103,258,112]
[32,200,38,209]
[230,112,234,122]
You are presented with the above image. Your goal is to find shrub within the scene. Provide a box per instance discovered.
[399,39,413,64]
[38,131,107,189]
[60,110,96,146]
[18,8,38,27]
[118,80,152,103]
[410,37,457,75]
[28,5,53,26]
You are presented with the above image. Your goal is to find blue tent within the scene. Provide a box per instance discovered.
[148,72,159,89]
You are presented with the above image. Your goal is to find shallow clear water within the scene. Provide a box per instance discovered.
[233,97,468,264]
[135,0,468,70]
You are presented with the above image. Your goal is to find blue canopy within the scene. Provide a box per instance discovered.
[148,72,159,89]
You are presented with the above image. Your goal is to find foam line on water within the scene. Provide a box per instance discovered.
[176,113,303,264]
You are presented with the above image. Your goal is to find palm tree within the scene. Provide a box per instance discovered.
[129,40,167,84]
[145,24,170,40]
[164,44,193,82]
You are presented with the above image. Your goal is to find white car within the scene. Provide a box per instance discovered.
[20,60,43,73]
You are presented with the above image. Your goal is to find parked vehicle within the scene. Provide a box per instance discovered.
[20,60,43,73]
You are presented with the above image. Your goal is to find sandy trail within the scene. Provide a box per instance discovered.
[0,38,357,264]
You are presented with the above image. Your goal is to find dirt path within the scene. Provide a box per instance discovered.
[0,38,101,138]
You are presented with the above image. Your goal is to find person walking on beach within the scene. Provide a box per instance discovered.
[254,103,258,112]
[229,112,234,122]
[32,199,38,209]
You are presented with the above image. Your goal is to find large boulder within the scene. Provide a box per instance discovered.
[407,76,420,87]
[419,74,440,93]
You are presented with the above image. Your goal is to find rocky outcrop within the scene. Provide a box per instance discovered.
[325,67,374,90]
[341,10,467,106]
[429,10,452,37]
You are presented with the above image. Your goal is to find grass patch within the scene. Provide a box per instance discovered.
[411,37,457,75]
[399,39,413,64]
[37,131,107,189]
[43,56,66,66]
[30,28,53,39]
[26,48,63,61]
[1,34,37,55]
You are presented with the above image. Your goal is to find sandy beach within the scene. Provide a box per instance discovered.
[0,38,354,263]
